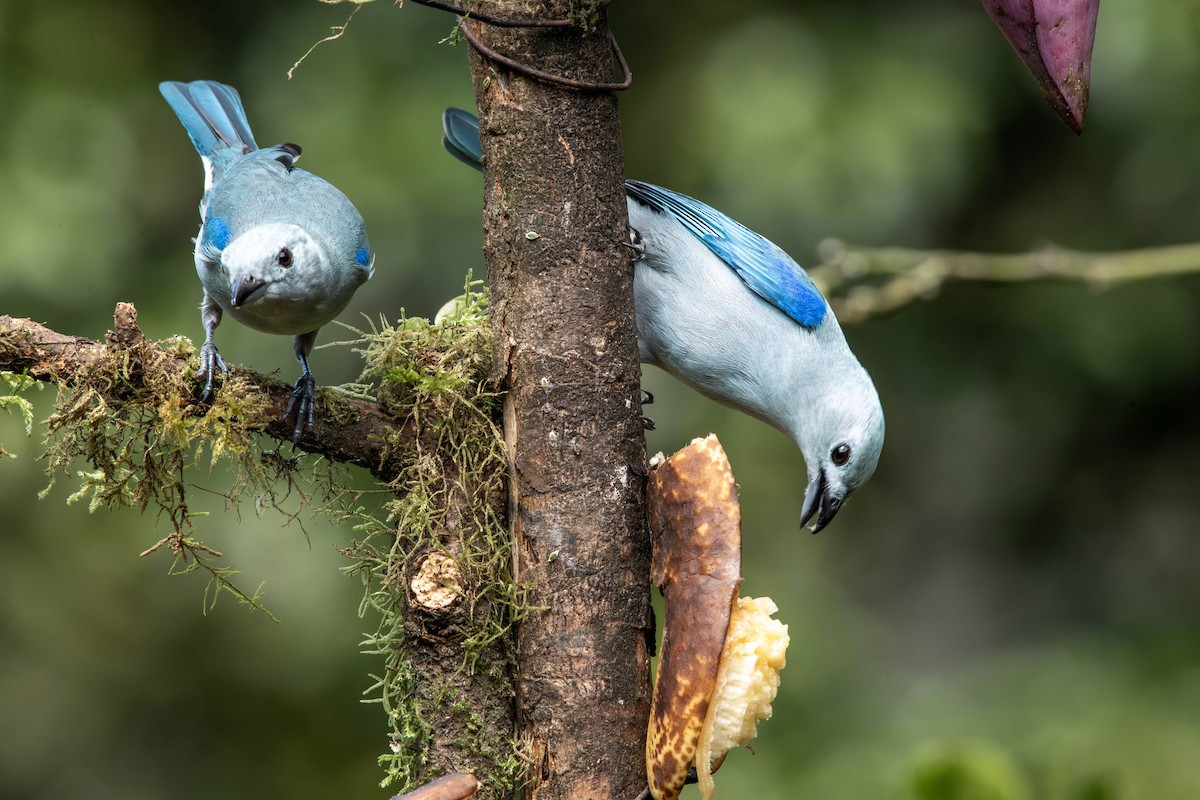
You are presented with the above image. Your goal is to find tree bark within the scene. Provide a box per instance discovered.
[464,4,654,799]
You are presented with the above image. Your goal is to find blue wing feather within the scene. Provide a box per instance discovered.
[625,180,827,329]
[442,108,484,172]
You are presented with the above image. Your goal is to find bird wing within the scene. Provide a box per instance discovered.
[625,180,827,329]
[442,108,484,172]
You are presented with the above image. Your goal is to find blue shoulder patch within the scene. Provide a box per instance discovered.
[204,217,231,251]
[625,180,827,330]
[355,246,371,267]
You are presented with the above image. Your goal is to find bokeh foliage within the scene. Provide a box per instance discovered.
[3,1,1200,798]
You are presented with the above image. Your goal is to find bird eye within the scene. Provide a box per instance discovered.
[277,247,293,267]
[831,443,851,466]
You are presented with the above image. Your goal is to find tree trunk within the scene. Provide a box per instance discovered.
[465,4,653,798]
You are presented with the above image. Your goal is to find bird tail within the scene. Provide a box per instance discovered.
[442,108,483,172]
[159,80,258,160]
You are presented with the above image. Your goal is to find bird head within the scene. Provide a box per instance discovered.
[797,369,884,534]
[221,222,325,310]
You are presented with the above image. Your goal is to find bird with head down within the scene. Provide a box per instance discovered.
[441,108,883,532]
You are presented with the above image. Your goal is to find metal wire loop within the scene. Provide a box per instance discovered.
[410,0,617,28]
[408,0,632,92]
[459,18,632,92]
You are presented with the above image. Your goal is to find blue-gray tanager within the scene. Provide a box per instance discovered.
[160,80,373,440]
[442,109,883,532]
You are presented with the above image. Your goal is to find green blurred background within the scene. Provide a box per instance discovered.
[3,1,1200,798]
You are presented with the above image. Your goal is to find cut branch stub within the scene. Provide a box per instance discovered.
[646,435,742,800]
[390,772,481,800]
[410,551,466,615]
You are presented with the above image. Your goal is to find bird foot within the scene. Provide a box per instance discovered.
[638,389,655,429]
[195,340,228,402]
[623,225,646,261]
[285,371,317,442]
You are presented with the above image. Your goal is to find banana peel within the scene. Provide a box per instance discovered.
[646,435,789,800]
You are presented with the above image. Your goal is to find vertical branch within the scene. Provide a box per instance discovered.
[465,3,652,799]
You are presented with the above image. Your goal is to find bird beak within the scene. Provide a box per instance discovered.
[800,468,843,534]
[230,274,265,308]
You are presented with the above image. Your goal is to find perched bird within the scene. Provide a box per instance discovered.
[442,109,883,532]
[159,80,373,440]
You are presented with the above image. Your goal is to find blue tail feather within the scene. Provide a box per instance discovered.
[160,80,258,159]
[442,108,483,172]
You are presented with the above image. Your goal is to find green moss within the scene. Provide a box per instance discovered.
[565,0,607,32]
[0,370,43,458]
[35,327,290,616]
[339,276,526,791]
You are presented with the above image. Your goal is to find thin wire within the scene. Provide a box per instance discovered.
[409,0,616,28]
[459,19,632,92]
[407,0,632,92]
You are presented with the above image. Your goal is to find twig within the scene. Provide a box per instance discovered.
[288,3,363,79]
[810,239,1200,325]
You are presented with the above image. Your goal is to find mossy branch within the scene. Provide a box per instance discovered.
[0,303,417,482]
[1,302,421,619]
[811,239,1200,325]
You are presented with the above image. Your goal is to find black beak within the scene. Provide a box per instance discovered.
[230,275,265,308]
[800,469,844,534]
